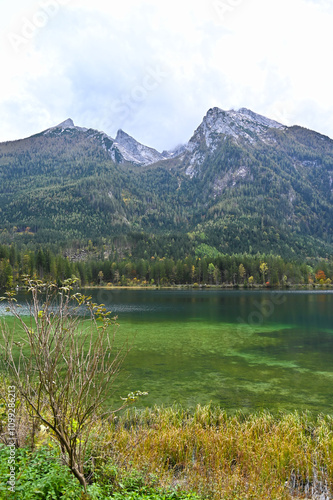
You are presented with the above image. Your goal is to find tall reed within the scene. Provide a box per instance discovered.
[92,405,333,499]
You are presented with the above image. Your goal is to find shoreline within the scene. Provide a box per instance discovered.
[83,283,333,291]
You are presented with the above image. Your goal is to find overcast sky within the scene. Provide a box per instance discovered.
[0,0,333,151]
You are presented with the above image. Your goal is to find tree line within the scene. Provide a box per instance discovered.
[0,244,332,289]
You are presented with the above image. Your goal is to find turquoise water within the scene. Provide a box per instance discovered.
[82,288,333,414]
[2,289,333,413]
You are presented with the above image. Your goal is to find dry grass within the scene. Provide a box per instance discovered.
[91,405,333,499]
[1,377,333,499]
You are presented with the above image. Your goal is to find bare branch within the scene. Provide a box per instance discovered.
[0,279,138,492]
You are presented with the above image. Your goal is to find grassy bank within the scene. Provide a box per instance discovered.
[1,404,333,499]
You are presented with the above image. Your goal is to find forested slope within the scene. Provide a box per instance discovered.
[0,108,332,260]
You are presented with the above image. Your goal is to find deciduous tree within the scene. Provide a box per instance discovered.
[0,279,145,491]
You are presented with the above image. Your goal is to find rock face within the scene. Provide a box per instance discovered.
[182,107,286,176]
[189,107,284,148]
[40,107,286,168]
[42,120,173,166]
[114,129,167,166]
[56,118,75,128]
[43,118,88,135]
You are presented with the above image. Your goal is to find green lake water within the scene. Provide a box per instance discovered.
[83,288,333,414]
[2,289,333,414]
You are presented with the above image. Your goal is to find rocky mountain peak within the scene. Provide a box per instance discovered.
[114,129,166,166]
[189,106,285,150]
[56,118,75,128]
[37,107,288,169]
[43,118,90,137]
[199,107,284,144]
[236,108,284,129]
[115,129,130,141]
[184,107,286,177]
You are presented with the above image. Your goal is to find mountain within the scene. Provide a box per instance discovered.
[0,108,332,259]
[179,107,333,257]
[114,129,171,165]
[182,107,285,177]
[41,118,166,165]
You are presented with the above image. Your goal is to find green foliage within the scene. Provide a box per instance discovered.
[91,461,203,499]
[0,241,332,289]
[195,244,220,259]
[0,445,202,500]
[0,446,82,499]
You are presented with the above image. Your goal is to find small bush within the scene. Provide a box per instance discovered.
[0,445,83,499]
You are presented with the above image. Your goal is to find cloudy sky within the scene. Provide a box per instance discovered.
[0,0,333,151]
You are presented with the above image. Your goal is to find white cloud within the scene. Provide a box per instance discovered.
[0,0,333,150]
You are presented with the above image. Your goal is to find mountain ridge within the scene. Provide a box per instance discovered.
[20,106,293,167]
[17,106,332,170]
[0,106,332,259]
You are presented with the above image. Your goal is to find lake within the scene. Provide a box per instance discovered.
[81,288,333,414]
[2,288,333,414]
